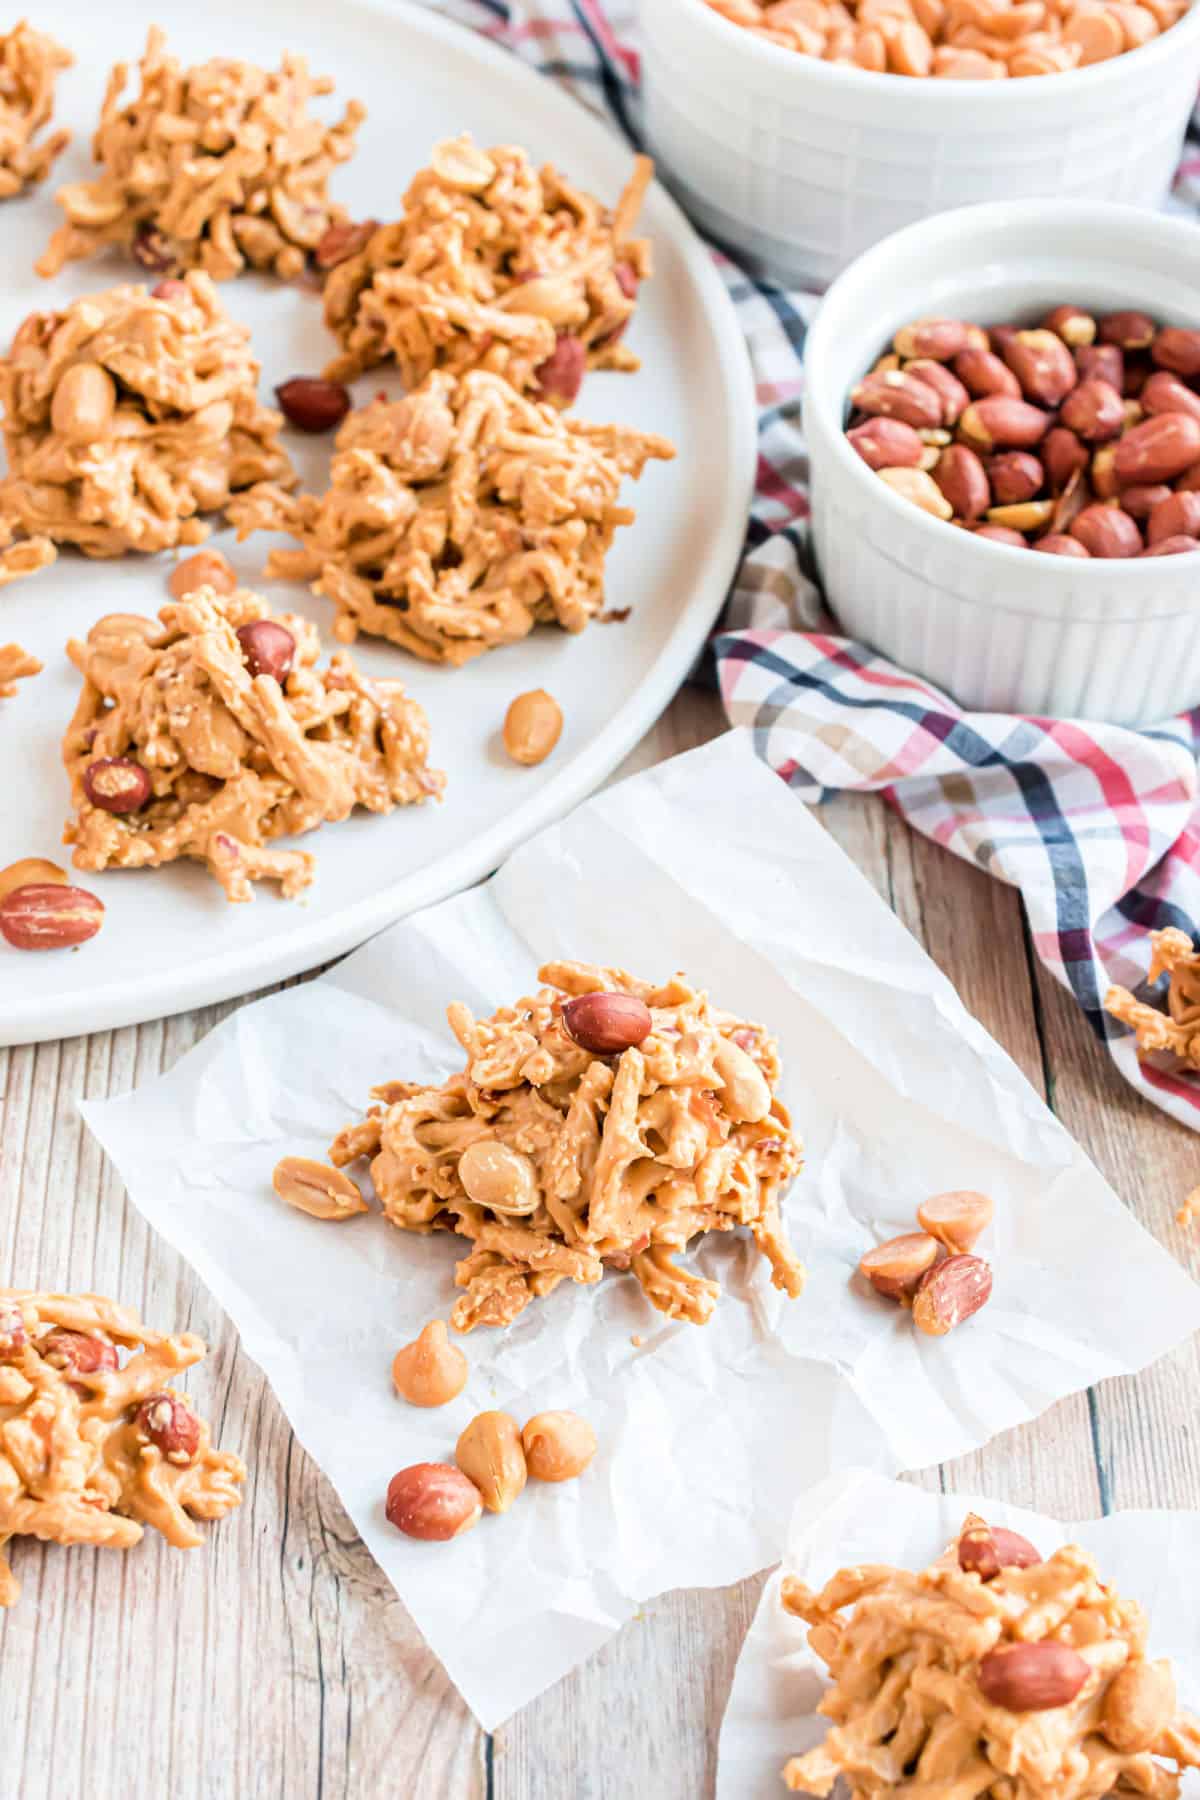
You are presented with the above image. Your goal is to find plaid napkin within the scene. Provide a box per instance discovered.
[440,0,1200,1129]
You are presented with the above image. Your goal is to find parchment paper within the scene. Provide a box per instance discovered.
[81,731,1200,1728]
[717,1469,1200,1799]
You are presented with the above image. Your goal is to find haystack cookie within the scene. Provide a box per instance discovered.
[37,26,364,280]
[0,21,71,199]
[285,961,804,1332]
[62,585,444,901]
[0,1290,244,1608]
[780,1513,1200,1796]
[0,272,293,570]
[228,370,674,665]
[321,135,653,405]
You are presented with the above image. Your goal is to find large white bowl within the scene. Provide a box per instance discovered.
[802,201,1200,726]
[639,0,1200,289]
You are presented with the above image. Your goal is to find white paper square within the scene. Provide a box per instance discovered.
[82,731,1200,1727]
[718,1470,1200,1800]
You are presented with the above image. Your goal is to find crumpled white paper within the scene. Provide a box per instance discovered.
[717,1470,1200,1799]
[81,731,1200,1728]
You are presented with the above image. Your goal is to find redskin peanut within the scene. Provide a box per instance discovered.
[1070,504,1142,558]
[1002,329,1076,407]
[905,358,970,424]
[1114,413,1200,485]
[1143,534,1200,555]
[852,370,943,430]
[1034,533,1090,556]
[1142,371,1200,426]
[847,417,926,470]
[1059,377,1125,442]
[933,445,989,521]
[1076,343,1124,389]
[957,1523,1042,1580]
[1041,304,1095,347]
[958,397,1051,452]
[1121,482,1173,520]
[1152,327,1200,377]
[912,1255,992,1336]
[1042,426,1089,490]
[978,1642,1090,1712]
[1147,490,1200,545]
[892,317,969,361]
[0,882,104,950]
[974,525,1027,546]
[1100,309,1156,351]
[953,347,1020,399]
[987,452,1043,505]
[561,991,652,1055]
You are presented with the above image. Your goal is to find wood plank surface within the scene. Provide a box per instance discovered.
[3,684,1198,1800]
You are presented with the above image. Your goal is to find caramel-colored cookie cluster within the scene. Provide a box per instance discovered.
[782,1514,1200,1796]
[228,370,674,666]
[322,135,653,405]
[311,961,804,1332]
[0,1290,244,1607]
[0,272,294,566]
[62,586,444,901]
[706,0,1186,79]
[0,21,71,199]
[1106,927,1200,1066]
[38,26,365,281]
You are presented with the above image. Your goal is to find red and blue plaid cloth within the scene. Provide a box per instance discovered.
[443,0,1200,1129]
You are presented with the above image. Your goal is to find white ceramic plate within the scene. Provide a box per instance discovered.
[0,0,753,1046]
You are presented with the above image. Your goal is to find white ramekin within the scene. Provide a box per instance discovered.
[639,0,1200,290]
[802,201,1200,725]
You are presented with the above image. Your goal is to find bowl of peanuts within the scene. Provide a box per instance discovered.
[639,0,1198,288]
[802,199,1200,724]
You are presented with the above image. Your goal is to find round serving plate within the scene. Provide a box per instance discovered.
[0,0,754,1045]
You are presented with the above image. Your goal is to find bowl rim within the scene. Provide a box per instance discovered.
[653,0,1200,101]
[803,199,1200,580]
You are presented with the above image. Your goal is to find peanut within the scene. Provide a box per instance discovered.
[275,376,351,433]
[1101,1659,1177,1753]
[51,360,116,443]
[1033,533,1090,556]
[1070,504,1142,558]
[169,549,237,601]
[973,525,1027,546]
[385,1463,482,1540]
[456,1411,528,1512]
[933,445,989,521]
[852,369,943,430]
[458,1140,539,1215]
[1147,490,1200,546]
[1002,329,1076,407]
[1142,534,1200,555]
[847,417,926,470]
[1059,378,1125,442]
[272,1156,369,1221]
[959,397,1051,452]
[1115,414,1200,485]
[0,883,104,951]
[1042,426,1089,490]
[1101,310,1157,351]
[503,689,563,766]
[912,1254,992,1335]
[1151,326,1200,377]
[1076,343,1124,389]
[957,1522,1042,1580]
[904,358,970,424]
[953,347,1020,399]
[917,1189,994,1254]
[1141,371,1200,426]
[859,1232,940,1300]
[978,1642,1090,1712]
[877,465,953,518]
[1042,304,1096,348]
[561,991,652,1055]
[987,452,1043,505]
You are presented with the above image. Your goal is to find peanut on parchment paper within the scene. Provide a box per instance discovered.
[38,27,365,281]
[0,1291,244,1606]
[780,1514,1200,1796]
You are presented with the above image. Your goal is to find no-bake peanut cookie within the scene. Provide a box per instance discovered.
[1106,927,1200,1069]
[0,1290,244,1607]
[62,585,444,901]
[228,370,674,665]
[321,135,653,405]
[0,272,294,570]
[0,20,71,200]
[301,962,804,1332]
[0,640,41,697]
[38,27,364,281]
[781,1515,1200,1796]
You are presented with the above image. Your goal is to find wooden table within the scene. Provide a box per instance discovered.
[4,684,1199,1800]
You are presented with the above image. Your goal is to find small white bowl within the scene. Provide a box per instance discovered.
[803,201,1200,725]
[639,0,1200,289]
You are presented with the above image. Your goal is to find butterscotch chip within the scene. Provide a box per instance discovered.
[0,23,71,201]
[322,135,653,401]
[317,964,805,1331]
[38,27,365,281]
[0,274,294,567]
[780,1519,1200,1794]
[0,1290,245,1608]
[228,372,674,667]
[62,586,445,901]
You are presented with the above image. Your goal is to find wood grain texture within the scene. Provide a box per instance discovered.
[3,687,1197,1800]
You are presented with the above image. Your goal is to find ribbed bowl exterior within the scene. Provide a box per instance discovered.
[802,202,1200,725]
[640,0,1200,288]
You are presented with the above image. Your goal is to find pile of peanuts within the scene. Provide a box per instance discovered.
[704,0,1186,77]
[846,307,1200,556]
